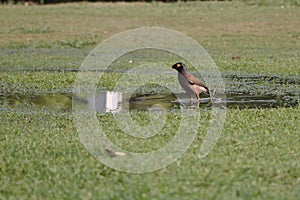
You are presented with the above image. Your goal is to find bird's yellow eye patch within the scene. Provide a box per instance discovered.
[177,64,181,68]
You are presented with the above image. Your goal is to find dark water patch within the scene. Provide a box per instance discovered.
[0,48,89,57]
[223,73,300,85]
[0,68,133,73]
[0,67,174,74]
[0,68,80,72]
[223,73,300,99]
[224,94,299,109]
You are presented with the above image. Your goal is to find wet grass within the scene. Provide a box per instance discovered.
[0,1,300,199]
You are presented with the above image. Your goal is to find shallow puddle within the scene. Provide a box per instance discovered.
[1,91,298,113]
[1,93,72,111]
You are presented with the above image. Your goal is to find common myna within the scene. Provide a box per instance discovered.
[172,62,210,104]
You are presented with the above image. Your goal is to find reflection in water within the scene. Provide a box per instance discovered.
[0,91,299,112]
[0,93,72,110]
[89,92,122,113]
[129,93,180,111]
[1,73,299,112]
[88,92,180,112]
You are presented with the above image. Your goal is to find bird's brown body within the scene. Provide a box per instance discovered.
[172,62,209,104]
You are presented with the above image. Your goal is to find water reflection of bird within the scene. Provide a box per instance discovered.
[172,62,210,106]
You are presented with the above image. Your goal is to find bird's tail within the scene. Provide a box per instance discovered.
[205,87,210,95]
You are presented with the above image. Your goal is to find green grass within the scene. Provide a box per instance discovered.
[0,2,299,75]
[1,106,299,199]
[0,1,300,199]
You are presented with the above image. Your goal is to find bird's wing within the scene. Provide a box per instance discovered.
[185,73,209,90]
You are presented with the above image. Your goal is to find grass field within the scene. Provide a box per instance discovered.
[0,1,300,199]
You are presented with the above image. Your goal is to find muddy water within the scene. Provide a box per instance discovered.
[1,73,299,112]
[1,91,298,113]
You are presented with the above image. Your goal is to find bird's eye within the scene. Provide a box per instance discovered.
[177,64,181,68]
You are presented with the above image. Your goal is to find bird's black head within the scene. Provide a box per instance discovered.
[172,62,186,73]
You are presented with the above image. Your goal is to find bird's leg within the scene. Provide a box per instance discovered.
[196,94,200,109]
[188,95,192,105]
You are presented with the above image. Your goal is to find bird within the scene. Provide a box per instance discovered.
[172,62,210,106]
